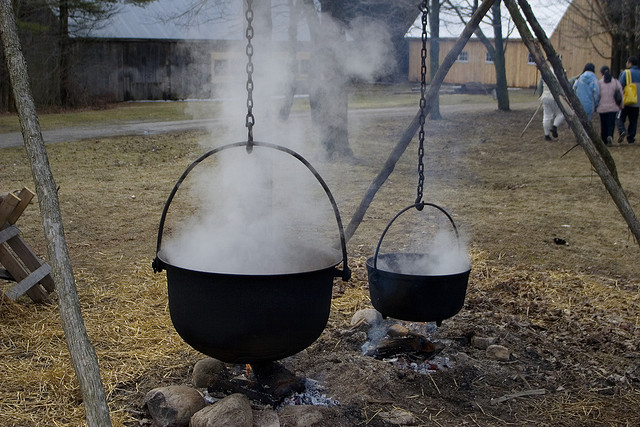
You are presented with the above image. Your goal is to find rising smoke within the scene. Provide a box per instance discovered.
[162,1,396,274]
[375,229,471,276]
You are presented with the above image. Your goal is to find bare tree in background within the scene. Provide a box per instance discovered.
[429,0,443,119]
[588,0,639,74]
[445,0,511,110]
[548,0,639,76]
[606,0,640,71]
[300,0,421,158]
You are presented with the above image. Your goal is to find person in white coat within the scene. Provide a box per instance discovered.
[536,72,564,141]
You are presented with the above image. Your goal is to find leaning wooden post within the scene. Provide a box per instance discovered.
[516,0,619,182]
[345,0,498,241]
[504,0,640,245]
[0,1,113,426]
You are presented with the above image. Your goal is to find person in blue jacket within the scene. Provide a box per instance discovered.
[573,63,600,121]
[617,56,640,144]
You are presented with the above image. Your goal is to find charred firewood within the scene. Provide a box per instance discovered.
[371,333,445,360]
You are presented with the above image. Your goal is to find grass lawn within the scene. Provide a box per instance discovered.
[0,84,538,134]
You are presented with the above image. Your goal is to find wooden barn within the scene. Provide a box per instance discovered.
[408,0,612,89]
[66,0,312,103]
[408,37,540,88]
[548,0,612,79]
[0,0,312,106]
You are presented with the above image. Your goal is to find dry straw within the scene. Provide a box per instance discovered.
[2,248,639,425]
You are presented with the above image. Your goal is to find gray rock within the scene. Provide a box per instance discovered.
[387,323,410,337]
[351,308,383,327]
[454,352,470,364]
[192,358,228,388]
[143,385,206,427]
[486,344,511,361]
[277,405,348,427]
[190,393,253,427]
[253,408,280,427]
[471,336,496,350]
[378,408,417,425]
[277,405,324,426]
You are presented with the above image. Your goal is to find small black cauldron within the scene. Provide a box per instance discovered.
[366,202,470,325]
[153,141,350,364]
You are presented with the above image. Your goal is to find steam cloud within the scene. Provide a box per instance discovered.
[376,230,471,276]
[162,2,395,274]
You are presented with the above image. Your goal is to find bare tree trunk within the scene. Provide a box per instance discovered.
[504,0,640,245]
[0,1,112,425]
[278,0,298,120]
[449,0,510,110]
[346,0,498,241]
[306,0,352,159]
[492,1,509,111]
[59,0,70,106]
[428,0,442,120]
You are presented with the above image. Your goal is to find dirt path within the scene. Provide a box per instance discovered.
[0,102,539,149]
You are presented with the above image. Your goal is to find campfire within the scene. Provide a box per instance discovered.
[200,311,450,407]
[349,308,450,372]
[204,361,305,406]
[201,361,339,408]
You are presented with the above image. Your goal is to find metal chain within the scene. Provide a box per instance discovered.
[416,0,429,206]
[245,0,255,151]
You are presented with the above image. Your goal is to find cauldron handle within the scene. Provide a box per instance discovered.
[153,140,351,281]
[372,202,459,271]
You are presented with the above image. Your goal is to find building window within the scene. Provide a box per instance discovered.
[527,53,536,65]
[298,59,310,75]
[213,59,229,76]
[485,51,494,63]
[457,51,469,63]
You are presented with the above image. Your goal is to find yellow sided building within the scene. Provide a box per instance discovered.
[408,0,611,89]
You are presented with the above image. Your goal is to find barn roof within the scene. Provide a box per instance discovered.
[73,0,568,43]
[406,0,569,40]
[71,0,308,41]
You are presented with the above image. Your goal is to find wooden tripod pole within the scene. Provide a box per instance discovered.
[520,101,542,138]
[504,0,640,245]
[345,0,498,241]
[0,1,113,425]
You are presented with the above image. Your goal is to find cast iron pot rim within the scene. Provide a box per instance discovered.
[366,253,471,279]
[157,249,343,277]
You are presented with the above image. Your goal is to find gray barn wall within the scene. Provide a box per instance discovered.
[68,39,233,103]
[0,27,59,110]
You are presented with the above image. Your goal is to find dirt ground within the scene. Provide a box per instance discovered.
[1,100,640,426]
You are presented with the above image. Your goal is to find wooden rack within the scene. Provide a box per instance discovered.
[0,188,54,303]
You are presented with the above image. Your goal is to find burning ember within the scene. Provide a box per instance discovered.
[204,361,338,407]
[386,354,453,375]
[350,309,451,375]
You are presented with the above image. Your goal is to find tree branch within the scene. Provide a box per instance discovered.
[345,0,498,241]
[504,0,640,245]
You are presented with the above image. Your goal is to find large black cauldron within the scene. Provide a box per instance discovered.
[367,202,470,325]
[153,141,350,364]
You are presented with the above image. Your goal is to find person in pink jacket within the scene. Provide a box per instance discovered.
[597,65,623,146]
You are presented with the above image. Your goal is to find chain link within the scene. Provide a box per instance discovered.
[416,1,429,206]
[245,0,255,150]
